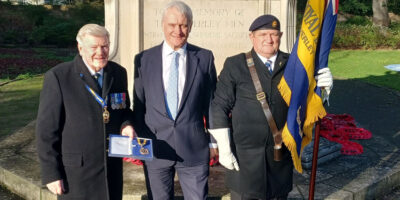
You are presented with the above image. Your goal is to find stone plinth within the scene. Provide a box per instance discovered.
[301,136,342,169]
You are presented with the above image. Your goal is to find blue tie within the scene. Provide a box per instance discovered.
[166,52,179,120]
[265,60,273,74]
[93,73,102,88]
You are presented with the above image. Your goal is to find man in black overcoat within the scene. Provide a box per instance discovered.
[36,24,135,200]
[208,15,333,199]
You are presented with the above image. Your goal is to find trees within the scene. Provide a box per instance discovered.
[372,0,390,27]
[297,0,395,28]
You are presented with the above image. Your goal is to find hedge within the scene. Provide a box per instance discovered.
[0,2,104,47]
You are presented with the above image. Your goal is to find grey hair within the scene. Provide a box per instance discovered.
[76,24,110,44]
[161,1,193,27]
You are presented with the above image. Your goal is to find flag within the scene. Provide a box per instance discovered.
[278,0,338,173]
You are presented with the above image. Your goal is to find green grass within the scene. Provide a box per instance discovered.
[0,76,43,139]
[0,47,75,138]
[329,50,400,91]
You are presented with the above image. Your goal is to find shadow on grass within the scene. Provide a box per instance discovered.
[361,71,400,91]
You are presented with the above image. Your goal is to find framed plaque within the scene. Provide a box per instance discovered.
[108,134,153,160]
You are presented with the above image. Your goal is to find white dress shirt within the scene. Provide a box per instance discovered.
[256,52,278,72]
[162,42,187,107]
[83,58,104,87]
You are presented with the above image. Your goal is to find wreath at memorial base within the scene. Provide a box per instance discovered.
[320,113,372,155]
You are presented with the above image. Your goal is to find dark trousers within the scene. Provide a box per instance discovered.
[230,190,288,200]
[145,162,209,200]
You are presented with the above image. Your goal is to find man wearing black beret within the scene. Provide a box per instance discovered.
[208,15,333,199]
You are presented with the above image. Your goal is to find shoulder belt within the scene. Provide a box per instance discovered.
[245,51,283,161]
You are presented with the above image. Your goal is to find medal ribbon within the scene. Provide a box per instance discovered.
[84,84,107,108]
[117,93,121,105]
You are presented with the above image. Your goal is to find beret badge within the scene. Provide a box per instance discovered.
[272,20,278,28]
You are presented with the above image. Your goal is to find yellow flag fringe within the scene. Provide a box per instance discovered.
[279,0,327,173]
[277,78,291,106]
[281,90,327,173]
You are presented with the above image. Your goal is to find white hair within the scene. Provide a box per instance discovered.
[161,1,193,27]
[76,24,109,45]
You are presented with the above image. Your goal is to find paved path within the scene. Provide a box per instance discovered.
[327,79,400,148]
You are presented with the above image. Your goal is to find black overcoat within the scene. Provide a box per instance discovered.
[36,55,132,200]
[210,49,293,199]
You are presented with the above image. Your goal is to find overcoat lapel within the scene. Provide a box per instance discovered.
[74,55,102,95]
[251,49,270,78]
[251,49,286,79]
[102,64,114,98]
[178,44,198,113]
[151,45,168,114]
[273,51,288,75]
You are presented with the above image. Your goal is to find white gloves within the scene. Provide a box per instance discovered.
[208,128,239,171]
[315,67,333,105]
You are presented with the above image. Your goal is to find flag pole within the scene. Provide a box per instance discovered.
[308,118,321,200]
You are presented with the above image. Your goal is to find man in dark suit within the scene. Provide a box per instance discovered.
[208,15,333,199]
[133,1,217,199]
[36,24,134,200]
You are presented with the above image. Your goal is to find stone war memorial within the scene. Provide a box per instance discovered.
[104,0,297,98]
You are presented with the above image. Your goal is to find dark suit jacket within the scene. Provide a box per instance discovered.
[36,55,132,200]
[133,43,217,168]
[210,49,293,199]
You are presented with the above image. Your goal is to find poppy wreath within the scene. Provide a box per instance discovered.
[320,114,372,155]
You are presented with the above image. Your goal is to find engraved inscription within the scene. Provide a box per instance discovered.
[143,1,259,72]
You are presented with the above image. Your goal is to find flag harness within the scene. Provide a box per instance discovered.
[245,51,283,161]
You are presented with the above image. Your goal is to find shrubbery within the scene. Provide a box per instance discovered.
[333,22,400,49]
[296,1,400,50]
[343,16,371,26]
[298,0,400,15]
[339,0,372,16]
[0,1,104,47]
[2,1,400,50]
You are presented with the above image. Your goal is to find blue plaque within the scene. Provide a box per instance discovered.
[108,134,153,160]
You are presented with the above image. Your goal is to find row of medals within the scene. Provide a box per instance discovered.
[111,102,126,109]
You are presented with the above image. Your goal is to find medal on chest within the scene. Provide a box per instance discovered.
[103,106,110,123]
[83,77,111,124]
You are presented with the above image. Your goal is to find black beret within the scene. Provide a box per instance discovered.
[249,14,280,31]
